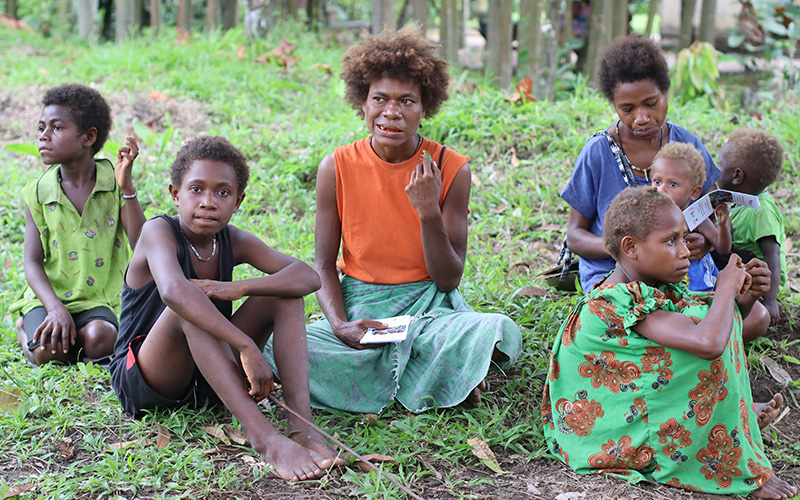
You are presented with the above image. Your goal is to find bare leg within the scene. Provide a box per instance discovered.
[16,317,69,365]
[233,296,343,466]
[755,394,784,429]
[77,320,117,359]
[752,473,797,499]
[135,303,332,481]
[464,380,487,407]
[743,301,770,342]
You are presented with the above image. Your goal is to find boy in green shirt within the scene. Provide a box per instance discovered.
[12,83,145,365]
[716,128,786,323]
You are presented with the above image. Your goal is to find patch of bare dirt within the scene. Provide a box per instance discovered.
[0,86,210,146]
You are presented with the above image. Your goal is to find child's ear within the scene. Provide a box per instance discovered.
[731,168,745,186]
[83,127,98,149]
[233,192,245,212]
[690,185,703,201]
[620,235,638,260]
[168,184,179,205]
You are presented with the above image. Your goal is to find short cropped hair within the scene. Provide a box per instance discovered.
[340,24,450,118]
[603,186,677,260]
[597,35,671,103]
[653,142,706,187]
[170,136,249,194]
[724,128,783,191]
[42,83,112,156]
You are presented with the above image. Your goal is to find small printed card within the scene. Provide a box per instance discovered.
[360,315,412,344]
[683,189,760,231]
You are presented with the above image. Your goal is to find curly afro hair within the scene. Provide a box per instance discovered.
[170,136,249,194]
[723,128,783,192]
[340,24,449,118]
[653,142,707,187]
[597,35,670,103]
[42,83,112,156]
[603,186,678,260]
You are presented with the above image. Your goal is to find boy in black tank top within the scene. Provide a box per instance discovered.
[109,137,341,481]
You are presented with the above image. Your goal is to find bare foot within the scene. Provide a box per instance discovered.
[752,473,797,499]
[255,433,330,482]
[463,380,487,408]
[291,426,346,467]
[755,394,784,429]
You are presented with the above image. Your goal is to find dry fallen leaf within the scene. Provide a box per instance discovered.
[2,483,35,499]
[518,286,549,297]
[762,357,791,386]
[56,437,75,461]
[223,424,248,445]
[155,424,171,449]
[107,440,138,450]
[202,425,231,446]
[537,223,562,232]
[148,90,168,100]
[3,257,11,270]
[353,453,397,472]
[236,45,246,61]
[510,148,520,168]
[467,436,507,474]
[0,387,22,414]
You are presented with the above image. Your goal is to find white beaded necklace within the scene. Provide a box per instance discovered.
[182,231,217,262]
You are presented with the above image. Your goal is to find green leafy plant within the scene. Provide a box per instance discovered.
[673,41,726,107]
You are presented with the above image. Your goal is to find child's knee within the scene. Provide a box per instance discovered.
[79,320,117,357]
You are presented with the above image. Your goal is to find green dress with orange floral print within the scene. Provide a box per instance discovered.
[542,280,773,495]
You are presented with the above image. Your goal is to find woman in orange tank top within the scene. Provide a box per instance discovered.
[265,25,522,414]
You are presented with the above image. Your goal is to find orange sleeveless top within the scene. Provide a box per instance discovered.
[334,137,469,284]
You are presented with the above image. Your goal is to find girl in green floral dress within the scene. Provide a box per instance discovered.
[542,187,796,499]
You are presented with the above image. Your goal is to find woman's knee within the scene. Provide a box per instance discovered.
[742,301,770,342]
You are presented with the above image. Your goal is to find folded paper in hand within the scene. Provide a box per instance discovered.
[683,189,759,231]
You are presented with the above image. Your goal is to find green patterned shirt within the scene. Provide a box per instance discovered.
[11,159,129,315]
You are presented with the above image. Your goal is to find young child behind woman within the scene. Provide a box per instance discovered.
[542,186,794,499]
[716,129,786,323]
[650,142,731,292]
[109,136,340,481]
[11,83,145,365]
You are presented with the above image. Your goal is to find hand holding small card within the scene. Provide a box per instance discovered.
[360,315,412,344]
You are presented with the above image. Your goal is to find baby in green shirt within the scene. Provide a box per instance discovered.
[716,128,786,323]
[12,84,146,365]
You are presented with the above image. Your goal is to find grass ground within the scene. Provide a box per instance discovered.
[0,22,799,499]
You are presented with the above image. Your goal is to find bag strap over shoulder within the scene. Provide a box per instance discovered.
[437,146,446,170]
[591,130,636,188]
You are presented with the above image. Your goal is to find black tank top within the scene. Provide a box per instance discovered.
[109,215,234,375]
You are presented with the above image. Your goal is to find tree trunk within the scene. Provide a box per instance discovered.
[77,0,94,38]
[411,0,427,32]
[244,0,278,35]
[679,0,697,50]
[116,0,134,41]
[58,0,71,33]
[222,0,236,29]
[520,0,544,97]
[543,0,562,100]
[207,0,221,31]
[698,0,716,43]
[177,0,192,32]
[584,0,612,86]
[644,0,658,37]
[440,0,461,63]
[286,0,298,19]
[487,0,513,89]
[5,0,18,19]
[371,0,395,33]
[611,0,628,39]
[149,0,160,35]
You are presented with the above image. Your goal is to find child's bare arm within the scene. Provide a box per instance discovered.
[141,219,274,398]
[191,226,320,301]
[694,209,731,255]
[756,236,781,319]
[116,137,146,249]
[633,255,750,359]
[22,203,76,353]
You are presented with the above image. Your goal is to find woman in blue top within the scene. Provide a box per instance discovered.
[563,35,720,293]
